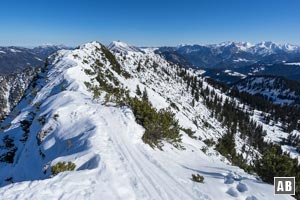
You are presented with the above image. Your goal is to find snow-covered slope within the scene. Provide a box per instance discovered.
[0,41,293,199]
[0,68,37,121]
[235,76,300,104]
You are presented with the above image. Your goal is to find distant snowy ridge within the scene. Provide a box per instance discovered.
[185,41,300,54]
[284,62,300,66]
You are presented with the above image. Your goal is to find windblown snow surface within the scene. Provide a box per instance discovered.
[0,41,293,200]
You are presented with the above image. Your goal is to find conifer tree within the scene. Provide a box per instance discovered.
[137,61,141,72]
[195,91,200,101]
[136,85,142,96]
[44,57,49,67]
[142,88,149,102]
[192,99,195,107]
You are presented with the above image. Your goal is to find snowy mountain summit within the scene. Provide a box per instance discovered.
[0,41,294,200]
[107,41,143,54]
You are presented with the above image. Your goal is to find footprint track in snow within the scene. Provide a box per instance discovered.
[224,172,255,199]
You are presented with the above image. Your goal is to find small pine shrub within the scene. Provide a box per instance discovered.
[191,174,204,183]
[3,135,14,148]
[61,85,66,91]
[170,102,179,111]
[95,59,104,68]
[203,121,212,128]
[181,128,196,139]
[129,97,181,148]
[137,62,141,72]
[0,147,17,163]
[20,119,32,142]
[203,138,215,147]
[92,86,101,99]
[34,102,40,110]
[84,81,92,89]
[84,69,96,75]
[53,114,59,121]
[31,89,37,95]
[5,177,13,183]
[142,88,149,102]
[201,146,208,154]
[136,85,142,96]
[51,161,76,176]
[37,127,53,145]
[123,71,131,79]
[37,115,46,125]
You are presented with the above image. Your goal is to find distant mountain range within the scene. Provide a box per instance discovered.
[156,41,300,82]
[0,45,71,74]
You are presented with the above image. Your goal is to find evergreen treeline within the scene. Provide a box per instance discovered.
[230,89,300,132]
[174,67,300,198]
[205,76,300,136]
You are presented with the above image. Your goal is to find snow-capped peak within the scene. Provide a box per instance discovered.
[172,41,299,55]
[256,41,278,49]
[78,41,102,50]
[251,41,300,53]
[232,42,254,51]
[282,43,300,51]
[107,41,143,54]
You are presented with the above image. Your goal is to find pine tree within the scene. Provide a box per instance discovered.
[195,91,200,101]
[137,61,141,72]
[44,57,49,67]
[254,146,298,183]
[136,85,142,96]
[142,88,149,102]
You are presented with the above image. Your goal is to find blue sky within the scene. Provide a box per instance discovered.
[0,0,299,46]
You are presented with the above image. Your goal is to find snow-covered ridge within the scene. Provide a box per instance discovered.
[0,41,293,199]
[284,62,300,66]
[165,41,300,57]
[223,70,246,78]
[195,41,300,54]
[107,41,143,54]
